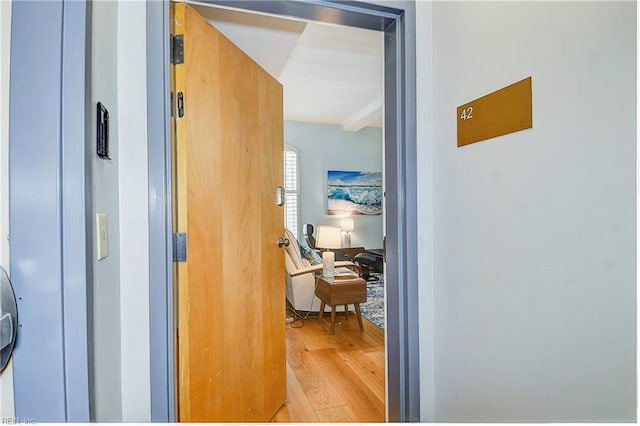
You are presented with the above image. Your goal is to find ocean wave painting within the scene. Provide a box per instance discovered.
[328,170,382,215]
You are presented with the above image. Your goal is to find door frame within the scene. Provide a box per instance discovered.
[8,0,91,421]
[146,0,420,422]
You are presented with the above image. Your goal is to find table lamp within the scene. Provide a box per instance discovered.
[315,225,342,278]
[341,218,354,248]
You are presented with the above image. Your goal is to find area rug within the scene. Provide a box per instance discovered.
[360,273,384,329]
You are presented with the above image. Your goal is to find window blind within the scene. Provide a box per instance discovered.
[283,149,299,239]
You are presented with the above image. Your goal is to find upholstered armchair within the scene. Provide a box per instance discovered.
[284,228,359,312]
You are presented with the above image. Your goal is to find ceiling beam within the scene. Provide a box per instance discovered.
[200,0,400,31]
[342,97,383,131]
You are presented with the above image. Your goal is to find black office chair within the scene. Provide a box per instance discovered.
[302,223,316,249]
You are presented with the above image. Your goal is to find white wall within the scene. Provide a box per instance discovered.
[415,1,435,421]
[88,2,152,421]
[91,1,122,420]
[116,1,151,421]
[418,1,636,422]
[285,121,384,249]
[0,0,14,418]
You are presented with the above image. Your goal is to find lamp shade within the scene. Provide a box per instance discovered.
[341,218,354,232]
[316,225,342,249]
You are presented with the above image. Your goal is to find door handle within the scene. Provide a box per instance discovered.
[277,237,290,248]
[0,266,17,373]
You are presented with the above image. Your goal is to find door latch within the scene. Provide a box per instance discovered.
[276,186,285,206]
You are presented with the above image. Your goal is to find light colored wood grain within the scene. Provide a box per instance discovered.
[295,319,335,352]
[310,348,385,422]
[315,405,359,423]
[337,349,385,404]
[274,316,386,423]
[174,3,285,421]
[363,317,385,343]
[169,2,181,419]
[286,327,347,410]
[297,313,381,353]
[271,363,318,422]
[325,325,381,353]
[257,66,288,420]
[172,3,191,420]
[365,349,385,370]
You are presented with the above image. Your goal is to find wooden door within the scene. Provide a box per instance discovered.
[171,3,286,422]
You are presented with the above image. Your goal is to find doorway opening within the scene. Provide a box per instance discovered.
[173,3,385,420]
[146,0,419,422]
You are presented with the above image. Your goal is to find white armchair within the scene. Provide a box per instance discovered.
[284,229,359,311]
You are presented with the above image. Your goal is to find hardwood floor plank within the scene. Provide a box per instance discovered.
[274,316,386,423]
[328,314,382,350]
[365,349,385,370]
[315,405,359,423]
[271,406,292,422]
[286,327,347,410]
[363,319,385,343]
[272,363,318,422]
[310,348,385,422]
[293,318,335,351]
[299,314,381,352]
[337,349,385,404]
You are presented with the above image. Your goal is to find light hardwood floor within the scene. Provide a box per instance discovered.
[272,312,385,422]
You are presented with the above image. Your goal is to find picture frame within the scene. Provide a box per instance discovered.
[327,170,382,215]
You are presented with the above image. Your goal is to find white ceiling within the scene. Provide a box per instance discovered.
[190,2,384,131]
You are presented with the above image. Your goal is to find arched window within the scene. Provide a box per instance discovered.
[283,146,299,238]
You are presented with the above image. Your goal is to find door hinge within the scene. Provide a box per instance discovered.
[173,232,187,262]
[177,92,184,118]
[171,34,184,65]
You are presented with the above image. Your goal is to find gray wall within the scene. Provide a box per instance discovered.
[90,1,122,421]
[0,0,13,417]
[9,0,91,420]
[417,1,636,422]
[285,121,384,249]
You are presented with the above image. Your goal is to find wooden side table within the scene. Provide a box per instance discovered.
[315,275,367,334]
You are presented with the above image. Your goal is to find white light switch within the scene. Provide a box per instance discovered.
[96,213,108,260]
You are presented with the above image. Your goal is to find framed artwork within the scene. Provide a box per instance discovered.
[327,170,382,215]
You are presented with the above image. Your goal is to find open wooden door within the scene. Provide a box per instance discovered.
[171,3,286,421]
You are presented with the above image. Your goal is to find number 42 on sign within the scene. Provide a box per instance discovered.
[459,106,473,120]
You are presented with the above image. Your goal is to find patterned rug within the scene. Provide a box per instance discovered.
[360,273,384,329]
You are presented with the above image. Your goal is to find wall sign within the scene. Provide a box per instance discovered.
[457,77,532,147]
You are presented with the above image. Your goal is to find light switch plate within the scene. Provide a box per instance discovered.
[96,213,108,260]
